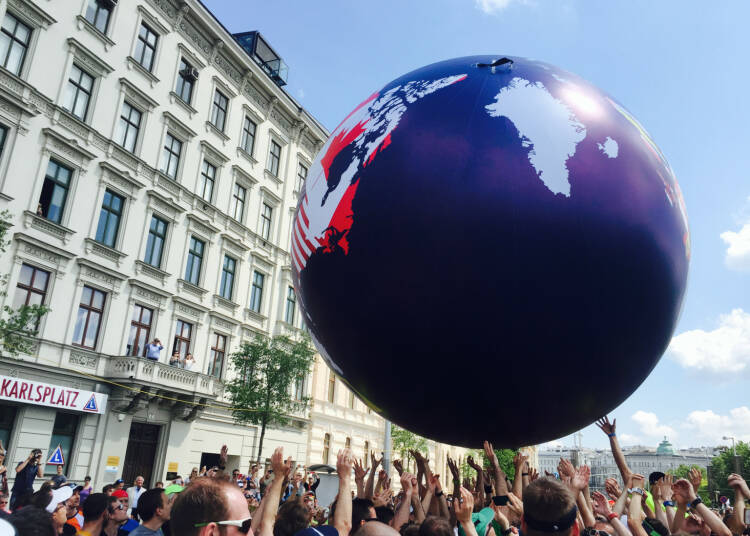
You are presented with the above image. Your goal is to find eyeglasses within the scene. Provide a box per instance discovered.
[195,516,252,534]
[109,503,126,512]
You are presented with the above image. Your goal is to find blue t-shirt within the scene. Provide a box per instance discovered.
[10,462,39,493]
[118,519,140,535]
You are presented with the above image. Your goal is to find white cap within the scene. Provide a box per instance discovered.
[0,519,15,536]
[46,485,73,513]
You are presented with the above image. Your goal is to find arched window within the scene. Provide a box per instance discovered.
[364,441,370,468]
[345,437,351,450]
[323,433,331,464]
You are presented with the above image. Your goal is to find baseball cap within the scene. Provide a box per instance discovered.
[164,484,184,496]
[458,507,494,536]
[46,486,73,513]
[114,479,124,484]
[112,490,128,499]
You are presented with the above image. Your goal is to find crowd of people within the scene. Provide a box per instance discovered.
[0,415,748,536]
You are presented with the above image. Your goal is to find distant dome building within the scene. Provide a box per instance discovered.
[657,437,676,455]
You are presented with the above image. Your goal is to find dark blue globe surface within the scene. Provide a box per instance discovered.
[291,56,689,447]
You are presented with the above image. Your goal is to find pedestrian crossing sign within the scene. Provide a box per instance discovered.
[47,444,65,465]
[83,394,98,412]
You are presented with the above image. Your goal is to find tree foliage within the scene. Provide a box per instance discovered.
[0,210,47,356]
[708,441,750,503]
[225,333,315,462]
[670,464,710,503]
[391,425,428,472]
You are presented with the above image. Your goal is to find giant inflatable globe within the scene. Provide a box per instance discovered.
[291,56,689,447]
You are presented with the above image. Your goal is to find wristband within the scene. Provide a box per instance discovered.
[662,500,675,508]
[501,528,512,536]
[484,484,493,493]
[522,473,529,476]
[607,433,616,437]
[607,513,618,521]
[435,490,444,497]
[688,496,702,509]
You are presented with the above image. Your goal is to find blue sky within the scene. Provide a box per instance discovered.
[203,0,750,449]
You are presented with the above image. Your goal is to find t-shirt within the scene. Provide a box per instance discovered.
[129,526,164,536]
[145,344,163,360]
[10,461,39,493]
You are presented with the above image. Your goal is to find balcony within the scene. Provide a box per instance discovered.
[233,31,288,87]
[104,356,222,398]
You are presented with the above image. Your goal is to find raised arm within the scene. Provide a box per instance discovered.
[365,451,382,499]
[649,477,669,529]
[454,487,479,536]
[673,478,731,536]
[593,491,632,536]
[353,458,367,498]
[596,416,632,482]
[570,465,595,529]
[728,474,749,536]
[627,474,648,536]
[333,449,354,536]
[258,447,292,536]
[512,452,528,500]
[393,472,415,531]
[484,440,509,496]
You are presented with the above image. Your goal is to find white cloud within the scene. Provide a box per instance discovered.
[721,222,750,271]
[618,433,640,445]
[667,309,750,378]
[632,410,676,439]
[474,0,521,13]
[682,407,750,444]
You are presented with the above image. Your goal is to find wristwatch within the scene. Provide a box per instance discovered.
[501,528,512,536]
[628,487,645,496]
[688,496,703,509]
[435,490,444,497]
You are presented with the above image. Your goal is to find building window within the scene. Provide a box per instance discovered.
[210,90,228,131]
[72,286,106,349]
[260,203,272,241]
[241,116,256,154]
[45,412,79,476]
[297,163,308,192]
[230,183,246,222]
[293,375,304,401]
[63,64,94,121]
[159,132,182,179]
[348,390,355,409]
[208,332,226,378]
[267,140,281,176]
[38,159,72,224]
[0,406,17,451]
[0,124,8,158]
[94,189,124,248]
[327,370,335,403]
[364,441,370,467]
[84,0,112,34]
[134,23,157,72]
[13,264,49,309]
[249,271,264,313]
[127,304,152,357]
[175,58,195,104]
[198,160,216,202]
[0,12,31,76]
[322,433,331,465]
[284,286,296,325]
[172,319,192,358]
[116,101,142,153]
[144,215,167,268]
[345,437,351,449]
[219,255,236,300]
[184,236,204,286]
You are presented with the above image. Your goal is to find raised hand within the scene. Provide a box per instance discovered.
[429,474,441,493]
[467,455,482,472]
[483,441,499,469]
[662,474,674,501]
[447,456,460,482]
[371,451,383,470]
[605,478,622,500]
[337,449,353,480]
[507,492,524,518]
[453,486,475,524]
[688,468,702,492]
[630,473,645,489]
[728,473,750,498]
[528,468,539,482]
[671,478,697,506]
[400,471,415,494]
[558,458,575,478]
[513,452,528,469]
[353,458,367,481]
[393,459,404,476]
[373,488,393,507]
[596,416,616,436]
[220,444,228,465]
[592,491,612,517]
[571,465,591,492]
[271,446,291,478]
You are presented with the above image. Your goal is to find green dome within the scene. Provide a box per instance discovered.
[656,436,675,455]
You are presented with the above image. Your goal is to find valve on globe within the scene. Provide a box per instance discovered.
[291,55,689,447]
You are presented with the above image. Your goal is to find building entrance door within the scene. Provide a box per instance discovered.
[122,422,160,486]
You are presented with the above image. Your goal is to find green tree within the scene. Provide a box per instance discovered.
[0,210,47,356]
[708,442,750,504]
[670,464,710,503]
[481,448,518,480]
[225,333,315,463]
[391,425,428,472]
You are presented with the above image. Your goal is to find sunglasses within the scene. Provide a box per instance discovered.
[109,503,126,512]
[195,516,252,534]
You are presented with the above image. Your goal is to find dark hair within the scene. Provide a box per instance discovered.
[353,497,375,529]
[138,488,166,522]
[275,497,313,536]
[9,506,56,536]
[29,484,53,510]
[73,486,84,495]
[170,477,234,536]
[106,495,119,512]
[375,506,395,525]
[82,493,109,522]
[400,522,421,536]
[85,476,92,481]
[14,489,34,509]
[102,484,114,494]
[419,515,453,536]
[522,477,577,536]
[643,517,669,536]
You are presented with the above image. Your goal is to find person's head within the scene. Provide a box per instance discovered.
[154,338,161,345]
[112,489,129,507]
[399,522,421,536]
[275,497,314,536]
[419,515,453,536]
[375,506,395,526]
[232,469,240,478]
[84,476,91,485]
[186,353,194,361]
[30,485,53,510]
[102,484,114,495]
[107,495,129,525]
[65,494,80,519]
[81,493,109,525]
[170,476,252,536]
[114,479,125,490]
[522,477,579,536]
[354,520,402,536]
[8,506,56,536]
[156,481,164,489]
[191,468,199,478]
[55,465,63,475]
[0,493,8,510]
[353,497,377,530]
[138,488,170,524]
[135,476,145,487]
[51,499,68,527]
[73,486,83,496]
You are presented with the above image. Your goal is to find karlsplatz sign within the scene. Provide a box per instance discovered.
[0,374,108,414]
